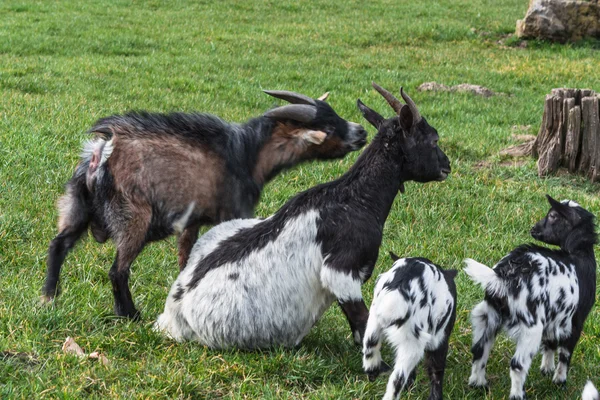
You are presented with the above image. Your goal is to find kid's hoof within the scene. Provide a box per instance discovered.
[40,295,54,305]
[366,368,380,382]
[379,361,392,374]
[469,382,490,392]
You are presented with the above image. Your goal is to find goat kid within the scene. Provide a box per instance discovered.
[363,253,457,400]
[154,83,451,349]
[465,195,597,400]
[43,90,367,319]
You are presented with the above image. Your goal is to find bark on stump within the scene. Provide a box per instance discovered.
[533,88,600,181]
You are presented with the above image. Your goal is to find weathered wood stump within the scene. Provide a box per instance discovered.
[533,88,600,181]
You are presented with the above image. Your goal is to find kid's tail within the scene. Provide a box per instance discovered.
[582,381,599,400]
[464,258,506,297]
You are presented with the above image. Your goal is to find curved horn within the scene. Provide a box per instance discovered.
[263,90,316,106]
[263,104,317,123]
[400,87,422,123]
[317,92,329,102]
[372,82,403,115]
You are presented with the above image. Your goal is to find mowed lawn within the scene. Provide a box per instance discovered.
[1,0,600,398]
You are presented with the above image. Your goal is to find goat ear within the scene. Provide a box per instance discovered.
[546,194,580,221]
[399,105,413,133]
[389,251,400,262]
[302,130,327,145]
[357,99,384,129]
[264,104,317,123]
[317,92,329,102]
[546,194,562,209]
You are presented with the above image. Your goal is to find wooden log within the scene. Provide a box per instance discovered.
[533,95,554,158]
[560,97,575,157]
[535,95,564,175]
[564,105,581,173]
[584,96,600,181]
[579,96,598,173]
[538,134,562,177]
[530,89,599,182]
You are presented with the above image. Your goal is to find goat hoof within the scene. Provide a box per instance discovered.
[114,306,141,321]
[540,368,554,376]
[366,368,380,382]
[379,361,392,375]
[469,382,489,392]
[40,295,55,305]
[553,380,567,389]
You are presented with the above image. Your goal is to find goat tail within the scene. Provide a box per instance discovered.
[583,381,599,400]
[464,258,506,297]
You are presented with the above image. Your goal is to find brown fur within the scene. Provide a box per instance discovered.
[253,122,338,185]
[108,134,225,223]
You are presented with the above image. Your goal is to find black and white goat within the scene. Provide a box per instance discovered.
[154,83,451,349]
[363,254,457,400]
[43,90,367,319]
[465,195,597,400]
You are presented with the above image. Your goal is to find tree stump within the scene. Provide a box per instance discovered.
[533,88,600,181]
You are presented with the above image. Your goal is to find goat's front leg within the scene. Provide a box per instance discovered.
[338,299,369,344]
[320,265,367,343]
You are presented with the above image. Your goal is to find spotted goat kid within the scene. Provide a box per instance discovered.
[363,254,457,400]
[465,195,597,400]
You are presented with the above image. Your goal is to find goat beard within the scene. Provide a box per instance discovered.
[399,182,405,193]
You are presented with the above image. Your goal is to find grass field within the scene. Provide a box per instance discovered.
[1,0,600,398]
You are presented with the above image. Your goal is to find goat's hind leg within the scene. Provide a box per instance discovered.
[425,339,450,400]
[109,212,151,320]
[383,332,425,400]
[509,322,543,400]
[177,222,201,270]
[553,323,584,385]
[540,338,557,376]
[42,185,90,302]
[362,311,385,381]
[469,300,501,388]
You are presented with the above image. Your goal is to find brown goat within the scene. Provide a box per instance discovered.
[43,90,367,319]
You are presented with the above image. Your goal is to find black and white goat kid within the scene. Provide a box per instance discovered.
[155,83,451,349]
[43,90,367,319]
[465,195,597,400]
[363,253,457,400]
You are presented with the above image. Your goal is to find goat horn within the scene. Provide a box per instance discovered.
[400,87,422,123]
[317,92,329,102]
[372,82,403,115]
[263,90,316,106]
[263,104,317,123]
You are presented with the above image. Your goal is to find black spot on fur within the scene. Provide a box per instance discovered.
[173,284,185,302]
[228,272,239,281]
[472,342,484,361]
[510,358,522,371]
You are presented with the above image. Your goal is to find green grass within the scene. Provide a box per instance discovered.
[1,0,600,398]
